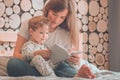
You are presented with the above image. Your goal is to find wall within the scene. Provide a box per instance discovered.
[80,0,109,70]
[109,0,120,72]
[0,0,108,70]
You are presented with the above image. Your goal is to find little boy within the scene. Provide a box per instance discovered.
[21,16,55,76]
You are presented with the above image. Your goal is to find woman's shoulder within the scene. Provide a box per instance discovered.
[18,22,30,40]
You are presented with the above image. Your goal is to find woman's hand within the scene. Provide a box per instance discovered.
[68,48,83,65]
[68,54,82,65]
[14,35,28,59]
[34,49,51,61]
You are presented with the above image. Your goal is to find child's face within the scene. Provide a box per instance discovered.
[30,25,49,44]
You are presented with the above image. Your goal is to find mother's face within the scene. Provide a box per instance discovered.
[47,9,68,29]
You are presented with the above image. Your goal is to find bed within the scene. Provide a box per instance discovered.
[0,71,120,80]
[0,57,119,80]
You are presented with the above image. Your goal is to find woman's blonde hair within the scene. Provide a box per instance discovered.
[43,0,80,50]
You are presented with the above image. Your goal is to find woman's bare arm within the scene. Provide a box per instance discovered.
[68,35,83,65]
[13,35,27,59]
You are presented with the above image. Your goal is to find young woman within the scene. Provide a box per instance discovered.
[7,0,98,78]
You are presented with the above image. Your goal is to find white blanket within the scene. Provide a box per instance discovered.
[0,71,120,80]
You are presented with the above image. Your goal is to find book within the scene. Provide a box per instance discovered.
[50,44,69,64]
[50,44,84,64]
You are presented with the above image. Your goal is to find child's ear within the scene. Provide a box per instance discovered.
[29,28,34,35]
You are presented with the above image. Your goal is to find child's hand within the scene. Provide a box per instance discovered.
[34,49,51,61]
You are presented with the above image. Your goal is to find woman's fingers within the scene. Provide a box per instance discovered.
[71,54,81,58]
[68,55,80,65]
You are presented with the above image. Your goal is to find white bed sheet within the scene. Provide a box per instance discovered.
[0,71,120,80]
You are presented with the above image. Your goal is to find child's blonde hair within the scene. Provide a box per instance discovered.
[28,16,49,31]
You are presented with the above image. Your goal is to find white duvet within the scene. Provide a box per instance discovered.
[0,71,120,80]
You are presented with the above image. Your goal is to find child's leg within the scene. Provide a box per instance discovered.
[30,55,55,76]
[75,64,95,79]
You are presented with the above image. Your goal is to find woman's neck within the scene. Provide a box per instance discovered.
[49,27,58,32]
